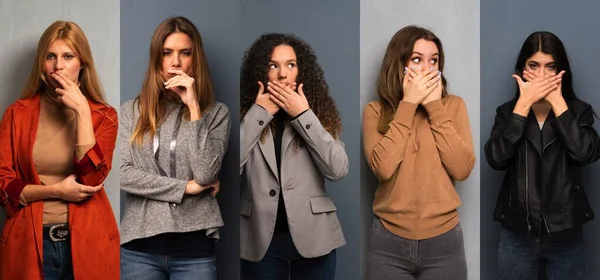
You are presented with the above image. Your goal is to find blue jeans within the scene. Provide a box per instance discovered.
[120,247,216,280]
[241,232,337,280]
[365,218,467,280]
[497,226,585,280]
[43,238,74,280]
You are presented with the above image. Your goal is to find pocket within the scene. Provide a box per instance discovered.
[0,217,16,243]
[240,198,252,217]
[94,194,120,241]
[309,196,337,214]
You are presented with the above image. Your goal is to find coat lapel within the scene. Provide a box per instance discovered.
[258,127,279,182]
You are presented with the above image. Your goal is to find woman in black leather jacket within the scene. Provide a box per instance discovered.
[485,31,600,280]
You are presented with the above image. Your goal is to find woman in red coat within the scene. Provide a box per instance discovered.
[0,20,119,279]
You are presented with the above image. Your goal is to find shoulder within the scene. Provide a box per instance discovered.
[363,100,382,116]
[205,101,231,119]
[566,98,593,116]
[89,100,118,126]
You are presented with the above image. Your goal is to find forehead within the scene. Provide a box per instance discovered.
[163,32,192,48]
[270,45,296,61]
[412,39,438,55]
[48,39,75,53]
[527,51,555,63]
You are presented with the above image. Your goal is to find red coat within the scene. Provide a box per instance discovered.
[0,94,119,279]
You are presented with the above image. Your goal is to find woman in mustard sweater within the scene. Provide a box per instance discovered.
[362,25,475,279]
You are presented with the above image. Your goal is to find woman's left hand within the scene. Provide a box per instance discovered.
[268,80,309,118]
[422,77,443,105]
[51,71,89,112]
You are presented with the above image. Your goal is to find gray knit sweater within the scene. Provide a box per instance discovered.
[119,99,231,245]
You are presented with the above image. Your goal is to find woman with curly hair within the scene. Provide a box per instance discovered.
[362,26,475,279]
[239,33,348,279]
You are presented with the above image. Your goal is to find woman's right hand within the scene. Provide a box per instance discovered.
[56,175,103,202]
[185,180,220,196]
[512,72,562,108]
[402,67,441,105]
[255,81,280,115]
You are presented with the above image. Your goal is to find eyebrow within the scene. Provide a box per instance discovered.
[527,60,555,64]
[269,59,297,63]
[163,48,192,51]
[47,51,75,55]
[411,52,439,56]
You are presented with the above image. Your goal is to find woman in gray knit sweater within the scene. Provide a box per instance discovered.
[119,16,230,280]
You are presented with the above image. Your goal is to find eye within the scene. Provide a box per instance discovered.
[181,51,192,56]
[547,64,556,70]
[411,57,421,63]
[46,54,56,60]
[429,58,438,65]
[287,62,296,68]
[163,51,172,56]
[269,64,277,70]
[528,63,538,70]
[64,54,75,60]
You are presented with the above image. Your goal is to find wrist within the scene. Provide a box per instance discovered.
[74,105,91,118]
[50,184,62,199]
[513,99,532,116]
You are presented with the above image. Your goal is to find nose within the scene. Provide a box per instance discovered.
[171,53,182,69]
[278,67,288,81]
[54,57,65,71]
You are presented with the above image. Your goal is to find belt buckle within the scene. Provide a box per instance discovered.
[49,224,69,242]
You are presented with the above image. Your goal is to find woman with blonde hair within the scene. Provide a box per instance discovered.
[362,25,475,279]
[119,16,230,279]
[0,20,119,279]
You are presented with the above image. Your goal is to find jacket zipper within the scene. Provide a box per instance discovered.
[525,144,532,235]
[541,138,556,233]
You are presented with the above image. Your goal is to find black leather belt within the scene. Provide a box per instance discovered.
[43,224,69,242]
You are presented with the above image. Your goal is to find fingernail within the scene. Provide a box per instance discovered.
[430,67,434,71]
[438,71,442,76]
[410,66,415,70]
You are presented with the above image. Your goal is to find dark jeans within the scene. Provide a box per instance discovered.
[43,238,74,280]
[120,247,216,280]
[241,232,337,280]
[365,217,467,280]
[497,226,585,280]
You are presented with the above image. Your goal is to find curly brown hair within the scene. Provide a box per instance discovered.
[240,33,342,144]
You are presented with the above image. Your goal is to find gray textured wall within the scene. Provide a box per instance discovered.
[360,0,481,279]
[119,0,241,279]
[0,0,120,229]
[239,1,361,279]
[481,1,600,279]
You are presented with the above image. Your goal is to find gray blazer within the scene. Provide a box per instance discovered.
[240,104,348,261]
[120,99,231,245]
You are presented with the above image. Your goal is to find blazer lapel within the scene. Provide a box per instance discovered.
[258,127,279,182]
[281,124,295,158]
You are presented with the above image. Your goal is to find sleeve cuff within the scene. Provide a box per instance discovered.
[422,99,450,127]
[74,143,106,176]
[3,178,27,205]
[393,101,418,127]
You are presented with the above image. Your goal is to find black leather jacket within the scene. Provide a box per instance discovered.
[485,98,600,238]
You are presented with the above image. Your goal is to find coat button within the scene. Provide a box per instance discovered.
[585,212,592,219]
[500,214,506,221]
[269,189,276,197]
[305,124,311,129]
[575,185,581,191]
[259,120,264,126]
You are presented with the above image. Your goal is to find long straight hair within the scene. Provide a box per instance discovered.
[513,32,576,100]
[376,25,448,134]
[21,20,105,104]
[131,16,214,146]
